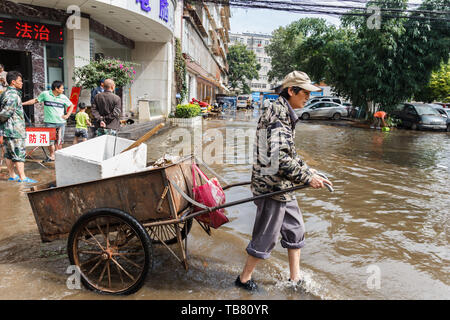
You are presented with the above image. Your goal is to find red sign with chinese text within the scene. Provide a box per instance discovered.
[0,18,63,44]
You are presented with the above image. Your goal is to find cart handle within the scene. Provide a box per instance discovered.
[168,175,334,222]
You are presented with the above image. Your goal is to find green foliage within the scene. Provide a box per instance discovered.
[72,57,139,89]
[266,17,331,82]
[174,38,188,102]
[174,103,201,118]
[227,44,261,94]
[385,115,402,127]
[265,0,450,114]
[415,61,450,102]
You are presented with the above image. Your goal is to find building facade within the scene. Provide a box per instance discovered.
[180,0,230,104]
[0,0,176,122]
[229,32,280,97]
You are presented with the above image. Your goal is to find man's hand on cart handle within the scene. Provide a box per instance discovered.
[313,172,334,192]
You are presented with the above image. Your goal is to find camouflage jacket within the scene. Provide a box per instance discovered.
[0,87,26,139]
[251,96,314,201]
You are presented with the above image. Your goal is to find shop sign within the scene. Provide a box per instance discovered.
[136,0,170,24]
[0,18,63,44]
[136,0,151,13]
[159,0,169,22]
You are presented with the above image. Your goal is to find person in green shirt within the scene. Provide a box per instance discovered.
[73,104,91,144]
[23,80,74,161]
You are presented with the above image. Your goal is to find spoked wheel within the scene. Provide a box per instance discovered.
[146,219,193,245]
[67,208,152,295]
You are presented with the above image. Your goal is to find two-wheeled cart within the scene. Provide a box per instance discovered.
[26,155,332,295]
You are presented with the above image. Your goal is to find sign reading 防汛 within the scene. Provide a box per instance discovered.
[26,131,50,147]
[0,18,63,44]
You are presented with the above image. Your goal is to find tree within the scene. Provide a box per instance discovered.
[227,44,260,94]
[415,61,450,102]
[266,18,332,82]
[329,0,450,113]
[265,0,450,115]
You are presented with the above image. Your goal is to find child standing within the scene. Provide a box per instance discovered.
[73,105,91,144]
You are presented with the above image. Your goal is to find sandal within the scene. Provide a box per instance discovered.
[7,175,20,182]
[18,177,38,184]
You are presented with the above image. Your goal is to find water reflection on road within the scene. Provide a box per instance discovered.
[0,108,448,299]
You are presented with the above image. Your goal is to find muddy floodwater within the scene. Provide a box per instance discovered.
[0,109,449,300]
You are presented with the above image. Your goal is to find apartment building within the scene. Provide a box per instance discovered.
[180,0,231,104]
[229,32,279,95]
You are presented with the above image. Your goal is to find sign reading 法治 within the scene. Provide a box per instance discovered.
[0,18,63,44]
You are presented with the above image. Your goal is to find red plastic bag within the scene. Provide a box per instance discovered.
[192,164,228,229]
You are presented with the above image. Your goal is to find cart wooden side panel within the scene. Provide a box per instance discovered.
[164,160,202,214]
[28,167,173,242]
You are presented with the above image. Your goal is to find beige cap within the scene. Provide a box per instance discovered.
[281,71,321,92]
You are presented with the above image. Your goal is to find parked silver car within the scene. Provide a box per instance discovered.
[296,101,348,120]
[429,103,450,132]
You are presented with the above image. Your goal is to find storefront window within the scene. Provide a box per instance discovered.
[45,44,64,90]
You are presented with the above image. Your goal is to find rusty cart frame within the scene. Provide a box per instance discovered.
[26,155,331,295]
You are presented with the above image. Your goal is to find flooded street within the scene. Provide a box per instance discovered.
[0,109,449,300]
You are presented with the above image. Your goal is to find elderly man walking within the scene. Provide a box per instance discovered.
[235,71,332,291]
[0,71,37,183]
[91,79,121,137]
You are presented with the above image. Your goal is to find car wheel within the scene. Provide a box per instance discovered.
[301,113,310,120]
[447,124,450,132]
[332,113,341,120]
[411,123,418,130]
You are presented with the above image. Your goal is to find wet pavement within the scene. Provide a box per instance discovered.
[0,108,449,299]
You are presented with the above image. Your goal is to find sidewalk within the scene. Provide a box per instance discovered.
[63,117,168,142]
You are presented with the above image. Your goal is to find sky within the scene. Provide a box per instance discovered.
[229,0,424,35]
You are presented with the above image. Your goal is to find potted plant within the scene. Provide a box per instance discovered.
[169,103,202,127]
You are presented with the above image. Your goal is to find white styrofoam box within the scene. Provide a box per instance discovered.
[55,135,147,187]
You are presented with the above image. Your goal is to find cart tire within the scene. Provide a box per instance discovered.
[147,219,193,245]
[67,208,152,295]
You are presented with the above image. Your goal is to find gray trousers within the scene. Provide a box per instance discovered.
[246,197,306,259]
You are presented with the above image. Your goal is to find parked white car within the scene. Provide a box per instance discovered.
[305,96,345,106]
[296,101,348,120]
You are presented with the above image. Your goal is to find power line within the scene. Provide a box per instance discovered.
[198,0,450,22]
[200,0,450,16]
